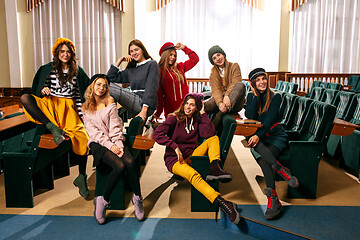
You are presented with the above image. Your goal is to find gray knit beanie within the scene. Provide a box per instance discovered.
[208,45,226,65]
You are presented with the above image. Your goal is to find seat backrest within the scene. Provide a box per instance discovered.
[125,116,144,158]
[279,81,288,92]
[242,80,251,96]
[319,81,328,88]
[298,101,336,143]
[279,93,299,124]
[327,82,342,91]
[219,114,237,161]
[275,80,283,90]
[285,97,313,132]
[287,82,298,94]
[334,91,355,119]
[348,75,360,88]
[344,93,360,125]
[309,87,325,101]
[319,89,339,105]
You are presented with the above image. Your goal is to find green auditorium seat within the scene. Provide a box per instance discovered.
[284,97,313,137]
[190,114,237,212]
[326,91,355,157]
[242,80,251,96]
[305,80,321,97]
[2,125,72,207]
[341,94,360,180]
[279,81,288,92]
[319,81,328,88]
[287,82,298,94]
[279,93,299,125]
[282,101,336,198]
[309,87,325,101]
[319,89,339,105]
[274,80,283,91]
[95,116,144,210]
[327,82,342,91]
[347,75,360,93]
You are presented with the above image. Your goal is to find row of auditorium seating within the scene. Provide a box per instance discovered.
[278,91,360,188]
[273,80,298,94]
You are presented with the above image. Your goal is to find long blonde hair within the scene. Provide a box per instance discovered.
[82,77,110,113]
[158,49,185,84]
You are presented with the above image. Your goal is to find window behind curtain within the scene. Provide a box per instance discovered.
[32,0,122,77]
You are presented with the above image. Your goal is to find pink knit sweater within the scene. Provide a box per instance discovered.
[83,103,125,150]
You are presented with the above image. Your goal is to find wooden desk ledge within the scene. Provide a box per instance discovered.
[0,104,20,116]
[132,134,155,150]
[231,114,263,137]
[39,133,70,149]
[331,118,360,136]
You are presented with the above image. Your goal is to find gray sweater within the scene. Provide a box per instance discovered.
[107,60,160,110]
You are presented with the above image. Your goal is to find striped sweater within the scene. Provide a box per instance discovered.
[44,69,83,116]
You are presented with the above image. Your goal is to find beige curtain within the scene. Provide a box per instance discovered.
[291,0,309,11]
[26,0,124,12]
[157,0,258,10]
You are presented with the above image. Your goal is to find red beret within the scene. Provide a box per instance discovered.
[159,42,175,56]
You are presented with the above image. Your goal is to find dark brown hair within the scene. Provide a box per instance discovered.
[250,75,273,114]
[171,95,200,123]
[126,39,153,69]
[52,42,78,85]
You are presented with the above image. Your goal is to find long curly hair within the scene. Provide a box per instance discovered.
[158,49,185,84]
[82,77,110,114]
[52,42,78,86]
[171,95,200,123]
[126,39,153,69]
[250,75,273,115]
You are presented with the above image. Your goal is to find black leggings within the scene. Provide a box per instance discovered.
[253,141,281,190]
[20,94,50,125]
[98,145,141,202]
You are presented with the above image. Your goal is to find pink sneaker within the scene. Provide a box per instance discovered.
[94,196,109,225]
[132,194,145,221]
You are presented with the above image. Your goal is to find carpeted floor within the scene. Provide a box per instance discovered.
[1,135,359,239]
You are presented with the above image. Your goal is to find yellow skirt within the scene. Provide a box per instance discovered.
[24,95,89,156]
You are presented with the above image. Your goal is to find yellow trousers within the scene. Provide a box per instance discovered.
[24,95,89,156]
[172,136,221,203]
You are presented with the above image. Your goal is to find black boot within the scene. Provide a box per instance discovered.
[272,160,299,188]
[214,196,241,225]
[264,188,282,220]
[206,160,232,183]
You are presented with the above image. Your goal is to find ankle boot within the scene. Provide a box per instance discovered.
[272,160,299,188]
[264,188,282,220]
[45,122,65,145]
[206,160,232,183]
[73,174,90,199]
[94,196,109,225]
[214,196,241,225]
[132,194,145,221]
